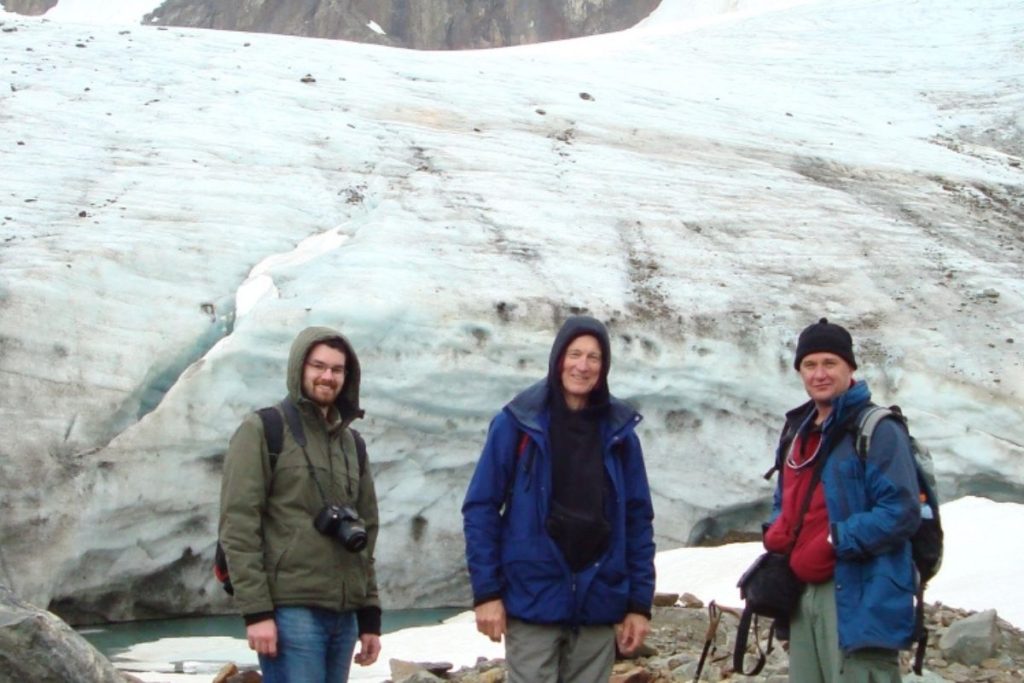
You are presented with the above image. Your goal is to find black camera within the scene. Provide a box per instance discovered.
[313,504,368,552]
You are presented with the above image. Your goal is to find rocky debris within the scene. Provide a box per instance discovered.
[225,672,263,683]
[382,602,1024,683]
[939,608,999,666]
[212,663,238,682]
[679,593,705,609]
[0,584,129,682]
[609,665,654,682]
[390,658,456,681]
[653,592,679,607]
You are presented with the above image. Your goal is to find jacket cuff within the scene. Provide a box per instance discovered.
[356,606,382,635]
[473,593,502,607]
[243,611,274,626]
[627,602,652,620]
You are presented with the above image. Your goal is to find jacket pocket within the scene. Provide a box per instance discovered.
[578,567,629,623]
[501,537,571,622]
[271,524,336,591]
[861,571,915,643]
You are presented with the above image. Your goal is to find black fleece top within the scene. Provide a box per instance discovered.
[545,316,613,572]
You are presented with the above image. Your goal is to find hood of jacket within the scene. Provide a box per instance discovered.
[286,326,363,425]
[546,315,612,406]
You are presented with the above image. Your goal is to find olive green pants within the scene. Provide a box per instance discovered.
[505,618,615,683]
[788,580,903,683]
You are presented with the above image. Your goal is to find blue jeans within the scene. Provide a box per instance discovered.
[258,607,359,683]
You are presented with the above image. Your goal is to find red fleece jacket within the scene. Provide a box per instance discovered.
[764,430,836,583]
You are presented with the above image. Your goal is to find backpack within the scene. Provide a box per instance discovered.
[854,404,943,675]
[214,400,367,596]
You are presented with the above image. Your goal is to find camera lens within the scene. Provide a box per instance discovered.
[337,506,368,552]
[341,525,368,552]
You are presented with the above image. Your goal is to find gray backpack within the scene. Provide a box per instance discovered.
[854,404,943,675]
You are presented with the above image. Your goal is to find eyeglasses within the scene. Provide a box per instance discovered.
[306,360,346,376]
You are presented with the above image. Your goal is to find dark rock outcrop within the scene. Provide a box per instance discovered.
[139,0,661,49]
[1,0,57,15]
[0,584,127,683]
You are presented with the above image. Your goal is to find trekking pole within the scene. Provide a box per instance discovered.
[694,600,722,682]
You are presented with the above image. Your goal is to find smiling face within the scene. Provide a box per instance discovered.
[302,342,346,413]
[560,334,603,410]
[799,351,854,416]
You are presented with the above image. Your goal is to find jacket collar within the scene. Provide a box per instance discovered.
[506,379,640,439]
[785,379,873,434]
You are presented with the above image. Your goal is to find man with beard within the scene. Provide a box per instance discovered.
[220,327,381,683]
[462,316,656,683]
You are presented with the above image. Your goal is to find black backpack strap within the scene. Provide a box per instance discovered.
[218,406,284,597]
[764,422,795,480]
[349,427,368,479]
[790,434,833,541]
[912,585,927,675]
[791,408,860,534]
[256,406,285,470]
[732,607,771,676]
[280,398,306,448]
[279,398,307,448]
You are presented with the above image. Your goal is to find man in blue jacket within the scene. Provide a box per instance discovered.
[462,316,656,683]
[764,318,921,682]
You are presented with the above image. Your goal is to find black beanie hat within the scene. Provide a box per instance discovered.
[794,318,857,370]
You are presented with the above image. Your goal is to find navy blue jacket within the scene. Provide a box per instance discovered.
[462,379,656,626]
[770,380,921,652]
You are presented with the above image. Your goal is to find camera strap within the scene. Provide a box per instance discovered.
[281,399,331,506]
[280,398,367,505]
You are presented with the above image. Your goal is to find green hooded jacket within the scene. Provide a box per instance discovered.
[219,326,381,633]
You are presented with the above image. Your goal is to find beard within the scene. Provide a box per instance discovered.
[307,380,340,407]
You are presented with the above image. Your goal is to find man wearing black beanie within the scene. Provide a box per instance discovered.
[761,319,921,682]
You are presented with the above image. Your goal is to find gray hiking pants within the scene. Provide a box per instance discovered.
[505,618,615,683]
[789,579,903,683]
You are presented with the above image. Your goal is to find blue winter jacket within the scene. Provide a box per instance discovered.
[770,380,921,652]
[462,380,656,626]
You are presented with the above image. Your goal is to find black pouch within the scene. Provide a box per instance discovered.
[738,552,804,619]
[733,552,804,676]
[545,501,611,572]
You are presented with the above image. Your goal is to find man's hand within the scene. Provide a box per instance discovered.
[247,618,278,657]
[474,599,506,642]
[354,633,381,666]
[615,613,650,655]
